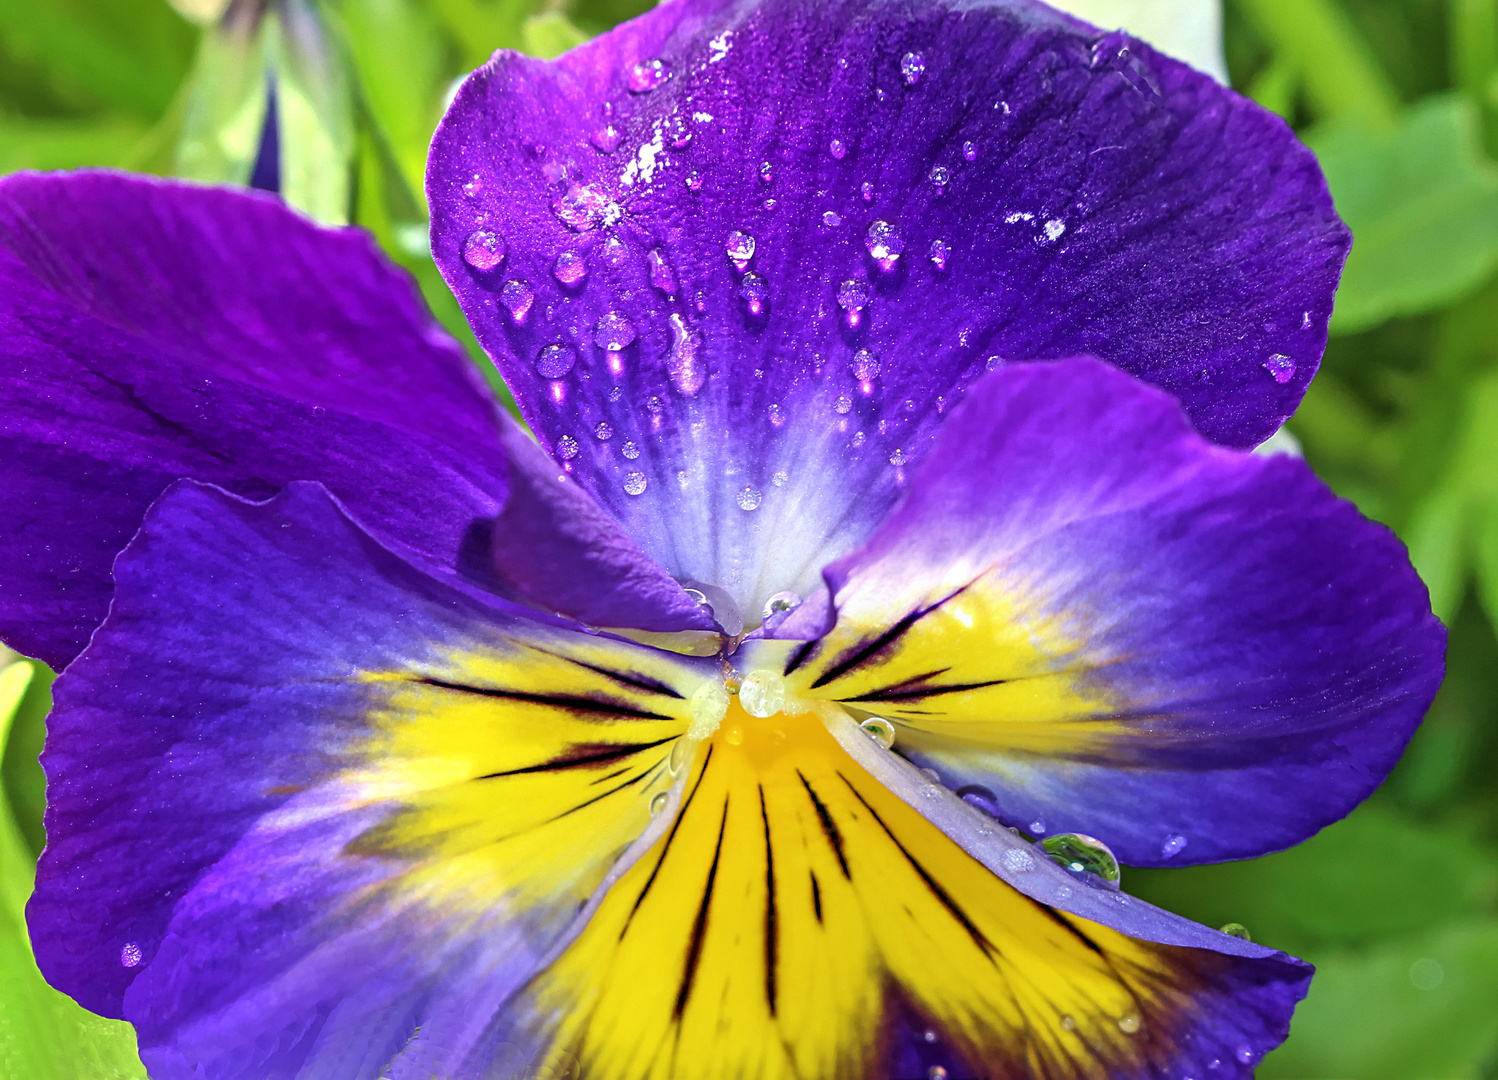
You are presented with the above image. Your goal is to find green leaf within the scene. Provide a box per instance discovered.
[0,114,147,172]
[272,3,355,224]
[426,0,533,69]
[1259,920,1498,1080]
[521,11,588,60]
[1235,0,1400,127]
[173,13,270,186]
[0,659,146,1079]
[1313,94,1498,335]
[1125,802,1498,957]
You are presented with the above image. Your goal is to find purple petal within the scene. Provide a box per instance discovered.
[751,359,1443,866]
[428,0,1347,622]
[0,170,708,665]
[28,479,720,1076]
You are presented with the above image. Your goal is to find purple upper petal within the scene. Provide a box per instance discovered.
[747,359,1444,866]
[0,171,708,665]
[428,0,1347,619]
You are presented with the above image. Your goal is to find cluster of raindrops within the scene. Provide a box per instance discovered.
[462,228,505,271]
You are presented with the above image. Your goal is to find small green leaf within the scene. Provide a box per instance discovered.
[272,4,355,224]
[0,659,146,1078]
[173,14,270,187]
[1314,94,1498,335]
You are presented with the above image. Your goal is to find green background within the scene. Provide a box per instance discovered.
[3,0,1498,1076]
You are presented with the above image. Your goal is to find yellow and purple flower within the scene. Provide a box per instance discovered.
[0,1,1444,1078]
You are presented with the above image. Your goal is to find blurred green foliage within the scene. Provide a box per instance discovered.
[3,0,1498,1077]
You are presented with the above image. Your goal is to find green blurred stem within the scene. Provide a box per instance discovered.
[1450,0,1498,105]
[1236,0,1400,126]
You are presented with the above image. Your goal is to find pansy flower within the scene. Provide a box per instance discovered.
[0,0,1443,1077]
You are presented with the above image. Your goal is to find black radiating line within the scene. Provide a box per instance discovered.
[840,677,1010,705]
[475,737,676,780]
[674,797,729,1019]
[810,871,823,924]
[414,676,674,720]
[547,766,654,822]
[797,771,851,879]
[760,785,778,1016]
[559,655,685,699]
[783,639,820,678]
[840,773,997,960]
[621,745,715,938]
[809,582,975,690]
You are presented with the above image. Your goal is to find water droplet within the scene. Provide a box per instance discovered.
[686,170,704,191]
[1028,818,1046,834]
[829,138,847,159]
[985,355,1005,372]
[120,942,142,968]
[1219,922,1252,941]
[725,229,756,264]
[739,669,786,717]
[888,448,906,466]
[865,220,905,267]
[649,791,669,817]
[1409,957,1444,990]
[1161,833,1188,859]
[1235,1046,1257,1066]
[962,140,977,161]
[1264,353,1296,383]
[928,165,949,192]
[648,248,677,294]
[923,1030,938,1044]
[834,395,853,414]
[553,250,587,284]
[593,311,638,351]
[462,229,505,271]
[768,403,787,427]
[1117,1014,1141,1035]
[928,1068,948,1080]
[599,236,628,269]
[535,343,577,379]
[837,278,871,313]
[623,470,648,496]
[608,386,623,403]
[501,279,534,321]
[622,440,640,459]
[929,239,950,270]
[852,430,866,447]
[762,591,801,620]
[667,113,693,148]
[556,434,579,460]
[593,421,614,442]
[1054,883,1072,900]
[669,737,694,773]
[462,173,483,198]
[772,469,788,487]
[736,485,763,511]
[1060,1015,1077,1032]
[900,51,926,86]
[1001,847,1035,874]
[591,124,622,153]
[859,716,896,749]
[739,272,769,314]
[627,57,671,92]
[646,395,664,415]
[861,180,875,202]
[1043,218,1066,242]
[668,313,706,396]
[759,160,774,184]
[552,184,620,232]
[1041,833,1121,883]
[851,348,881,381]
[956,784,999,816]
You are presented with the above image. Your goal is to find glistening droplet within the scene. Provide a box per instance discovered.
[535,343,577,379]
[501,279,534,321]
[1040,833,1121,883]
[553,250,587,284]
[593,311,638,351]
[739,670,786,718]
[737,486,763,511]
[859,716,896,749]
[623,471,648,496]
[1219,922,1252,941]
[900,51,926,86]
[649,792,669,817]
[627,58,671,92]
[462,229,505,271]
